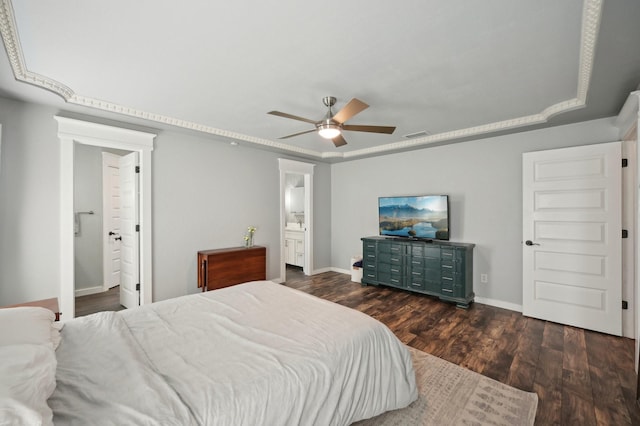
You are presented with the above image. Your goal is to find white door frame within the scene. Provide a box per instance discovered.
[56,117,155,320]
[278,158,315,281]
[615,90,640,369]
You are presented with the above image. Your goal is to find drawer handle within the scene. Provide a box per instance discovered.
[412,272,421,275]
[442,288,453,293]
[367,254,375,258]
[391,279,399,283]
[391,268,399,273]
[412,260,420,264]
[442,276,453,281]
[442,265,453,269]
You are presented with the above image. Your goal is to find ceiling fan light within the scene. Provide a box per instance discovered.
[317,124,341,139]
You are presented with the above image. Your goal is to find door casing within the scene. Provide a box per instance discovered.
[56,117,155,320]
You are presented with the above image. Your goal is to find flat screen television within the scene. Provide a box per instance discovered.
[378,195,449,240]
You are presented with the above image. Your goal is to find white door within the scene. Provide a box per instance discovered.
[523,142,622,336]
[102,153,121,290]
[119,152,140,309]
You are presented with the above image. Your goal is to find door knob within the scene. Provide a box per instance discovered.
[525,240,540,246]
[115,236,122,241]
[108,231,116,236]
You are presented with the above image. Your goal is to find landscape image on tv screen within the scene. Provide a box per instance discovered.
[379,195,449,240]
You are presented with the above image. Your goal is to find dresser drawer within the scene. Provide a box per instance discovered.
[389,244,405,255]
[363,270,377,280]
[363,241,377,251]
[442,269,465,284]
[441,260,464,273]
[364,250,377,261]
[442,247,466,260]
[389,265,403,275]
[409,256,424,268]
[409,268,424,280]
[363,260,377,270]
[441,248,454,260]
[407,279,425,291]
[388,274,403,287]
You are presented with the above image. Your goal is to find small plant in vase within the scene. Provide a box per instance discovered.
[244,226,257,247]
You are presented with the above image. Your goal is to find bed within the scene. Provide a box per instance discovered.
[1,280,417,425]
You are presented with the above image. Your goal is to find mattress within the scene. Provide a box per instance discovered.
[49,281,417,425]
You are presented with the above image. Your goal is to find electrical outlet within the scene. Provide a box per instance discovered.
[480,274,488,283]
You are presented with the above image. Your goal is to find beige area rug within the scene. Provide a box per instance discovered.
[357,347,538,426]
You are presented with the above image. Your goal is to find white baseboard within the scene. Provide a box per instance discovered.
[322,266,346,274]
[75,286,104,297]
[474,296,522,313]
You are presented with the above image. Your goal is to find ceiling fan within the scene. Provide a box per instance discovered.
[268,96,396,147]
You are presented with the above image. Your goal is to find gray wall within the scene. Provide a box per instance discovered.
[330,118,620,307]
[0,98,60,304]
[73,144,104,291]
[0,95,332,305]
[151,130,331,301]
[0,93,621,309]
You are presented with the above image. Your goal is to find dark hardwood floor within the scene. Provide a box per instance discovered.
[75,286,124,317]
[283,266,640,426]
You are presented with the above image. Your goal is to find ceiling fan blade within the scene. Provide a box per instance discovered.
[278,129,316,139]
[332,98,369,124]
[268,111,317,124]
[332,134,348,147]
[342,124,396,134]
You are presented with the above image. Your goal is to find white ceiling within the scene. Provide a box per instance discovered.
[1,0,639,162]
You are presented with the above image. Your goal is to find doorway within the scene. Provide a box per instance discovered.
[73,146,136,316]
[57,117,155,319]
[284,172,305,273]
[279,159,315,282]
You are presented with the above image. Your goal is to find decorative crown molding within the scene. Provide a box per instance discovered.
[0,0,602,161]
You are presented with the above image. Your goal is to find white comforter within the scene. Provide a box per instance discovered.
[49,281,417,425]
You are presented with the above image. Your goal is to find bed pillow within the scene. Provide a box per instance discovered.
[0,307,61,349]
[0,344,56,426]
[0,397,45,426]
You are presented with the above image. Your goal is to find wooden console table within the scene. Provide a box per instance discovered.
[3,297,61,321]
[197,246,266,291]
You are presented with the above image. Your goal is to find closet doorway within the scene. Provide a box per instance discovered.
[73,146,133,317]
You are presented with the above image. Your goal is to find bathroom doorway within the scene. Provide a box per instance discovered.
[278,159,315,282]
